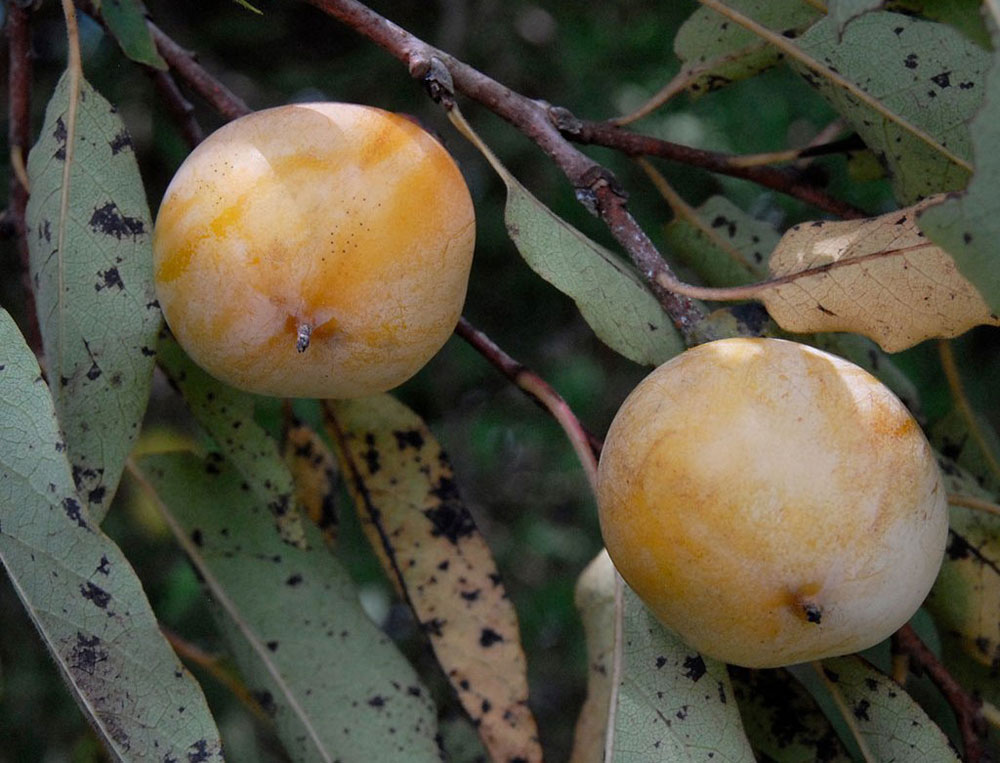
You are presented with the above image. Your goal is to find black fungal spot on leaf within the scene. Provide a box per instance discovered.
[54,117,68,160]
[187,739,213,762]
[368,695,386,708]
[69,632,107,675]
[480,628,504,647]
[423,483,476,544]
[682,655,706,682]
[96,555,111,575]
[89,202,146,240]
[86,362,102,381]
[393,428,425,450]
[655,656,667,669]
[80,581,111,609]
[853,699,871,721]
[362,433,380,473]
[931,72,951,88]
[63,497,88,529]
[95,267,124,292]
[191,529,204,547]
[286,573,304,586]
[266,641,279,652]
[109,129,133,155]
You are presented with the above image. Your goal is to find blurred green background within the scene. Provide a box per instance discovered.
[1,1,997,760]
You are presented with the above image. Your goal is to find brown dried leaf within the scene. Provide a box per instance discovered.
[284,421,339,547]
[324,395,542,763]
[758,197,999,351]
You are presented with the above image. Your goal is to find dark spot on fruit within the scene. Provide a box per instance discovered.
[479,628,503,647]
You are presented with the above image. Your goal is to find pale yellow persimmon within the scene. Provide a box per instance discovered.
[597,337,948,668]
[153,103,475,398]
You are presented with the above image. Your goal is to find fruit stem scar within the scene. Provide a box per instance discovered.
[296,323,313,353]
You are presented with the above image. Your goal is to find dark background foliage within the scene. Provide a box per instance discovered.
[1,2,997,760]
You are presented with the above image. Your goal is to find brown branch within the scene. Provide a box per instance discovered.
[300,0,707,338]
[895,623,986,762]
[7,0,41,353]
[556,116,867,220]
[455,317,602,491]
[147,69,205,147]
[146,21,251,120]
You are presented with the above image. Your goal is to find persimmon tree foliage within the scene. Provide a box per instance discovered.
[2,0,1000,761]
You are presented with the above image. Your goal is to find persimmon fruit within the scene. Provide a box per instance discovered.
[596,337,948,668]
[153,103,475,398]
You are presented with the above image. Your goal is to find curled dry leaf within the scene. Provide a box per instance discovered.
[758,197,999,351]
[324,395,542,763]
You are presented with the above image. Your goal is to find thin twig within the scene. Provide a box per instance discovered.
[161,625,271,723]
[455,317,600,493]
[300,0,706,337]
[147,69,206,147]
[7,1,41,353]
[895,623,986,762]
[948,493,1000,518]
[557,117,866,220]
[146,20,251,120]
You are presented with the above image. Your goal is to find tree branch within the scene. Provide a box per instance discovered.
[455,317,601,493]
[554,115,866,220]
[894,623,987,762]
[300,0,707,338]
[7,0,41,353]
[147,69,205,147]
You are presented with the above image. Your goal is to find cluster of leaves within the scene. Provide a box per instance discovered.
[2,0,1000,761]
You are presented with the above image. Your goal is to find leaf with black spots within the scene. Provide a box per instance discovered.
[925,456,1000,669]
[325,395,542,763]
[157,331,307,548]
[284,420,339,547]
[674,0,821,97]
[134,450,440,763]
[729,666,851,762]
[0,308,222,760]
[25,71,161,522]
[817,656,960,761]
[918,16,1000,314]
[604,565,755,761]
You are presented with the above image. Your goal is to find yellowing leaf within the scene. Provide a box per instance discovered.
[757,198,999,351]
[570,550,616,763]
[324,395,542,763]
[284,421,339,547]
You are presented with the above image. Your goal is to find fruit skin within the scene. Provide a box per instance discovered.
[153,103,475,398]
[596,337,948,668]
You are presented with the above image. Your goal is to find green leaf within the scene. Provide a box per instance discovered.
[25,71,161,523]
[829,0,884,36]
[662,195,777,286]
[157,331,307,547]
[887,0,992,48]
[610,583,755,761]
[729,666,852,762]
[674,0,821,96]
[925,456,1000,669]
[931,408,1000,495]
[918,18,1000,314]
[99,0,168,70]
[450,107,683,367]
[793,11,989,203]
[818,656,961,761]
[134,450,441,763]
[0,308,222,761]
[503,184,683,367]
